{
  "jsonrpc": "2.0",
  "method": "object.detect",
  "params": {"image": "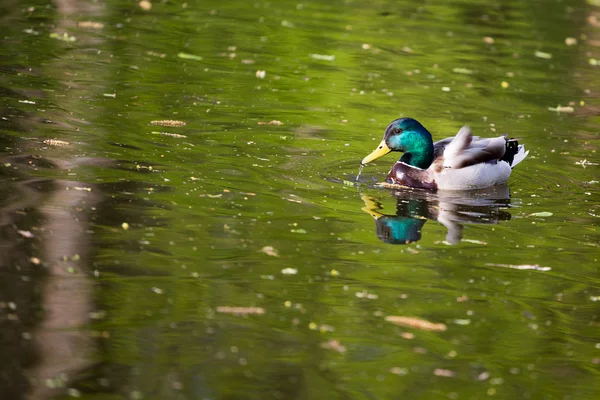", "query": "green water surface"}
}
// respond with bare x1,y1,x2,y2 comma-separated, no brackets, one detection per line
1,0,599,399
